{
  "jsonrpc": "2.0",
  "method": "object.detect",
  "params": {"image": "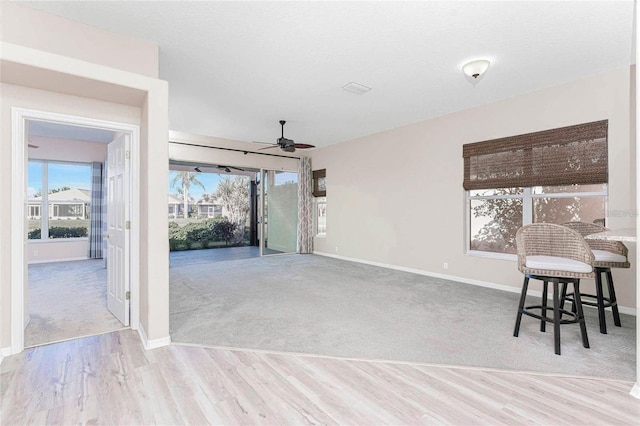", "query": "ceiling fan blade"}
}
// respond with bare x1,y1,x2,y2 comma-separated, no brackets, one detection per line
252,140,274,145
293,144,315,149
258,145,279,150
